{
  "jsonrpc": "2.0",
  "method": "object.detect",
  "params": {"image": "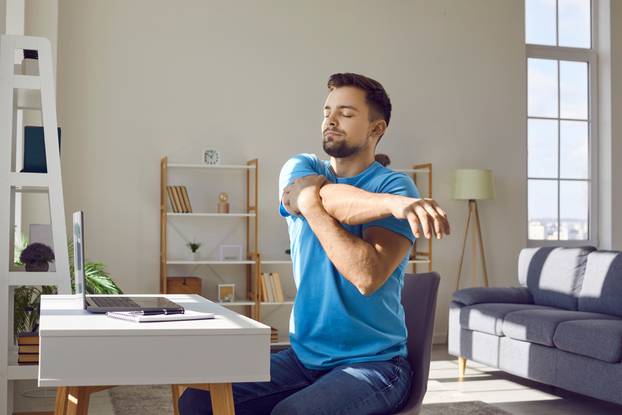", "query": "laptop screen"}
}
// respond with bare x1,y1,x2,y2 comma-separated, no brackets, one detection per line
72,211,87,309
